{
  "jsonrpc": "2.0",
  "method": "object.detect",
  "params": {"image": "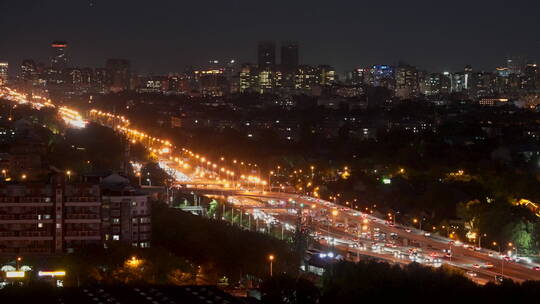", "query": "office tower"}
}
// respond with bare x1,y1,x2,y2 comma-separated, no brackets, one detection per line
106,59,131,92
350,68,368,86
451,72,468,93
50,41,68,71
281,41,299,68
506,56,525,75
21,59,37,84
370,65,395,90
0,62,8,85
280,42,298,90
257,41,276,68
48,41,68,86
422,72,451,96
317,65,336,86
470,72,495,98
239,64,259,93
295,65,318,92
521,63,538,91
395,64,419,99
